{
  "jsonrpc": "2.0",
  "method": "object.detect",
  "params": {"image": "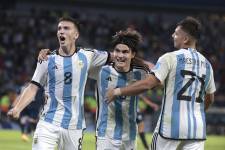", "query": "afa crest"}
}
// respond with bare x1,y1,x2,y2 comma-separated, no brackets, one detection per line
78,60,83,68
